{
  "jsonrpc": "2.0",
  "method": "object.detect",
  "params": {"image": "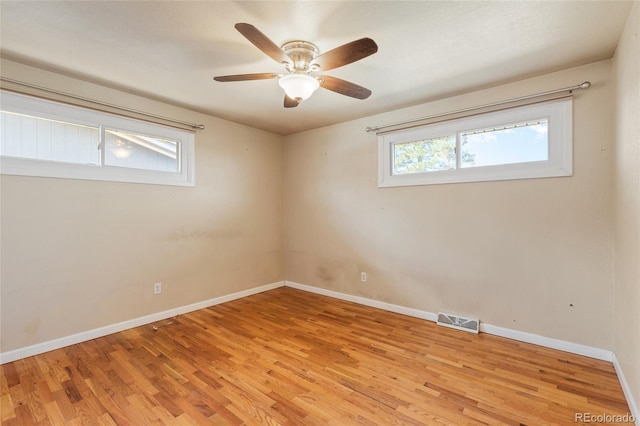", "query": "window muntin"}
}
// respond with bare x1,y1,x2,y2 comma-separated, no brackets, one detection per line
378,98,572,187
0,90,195,186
